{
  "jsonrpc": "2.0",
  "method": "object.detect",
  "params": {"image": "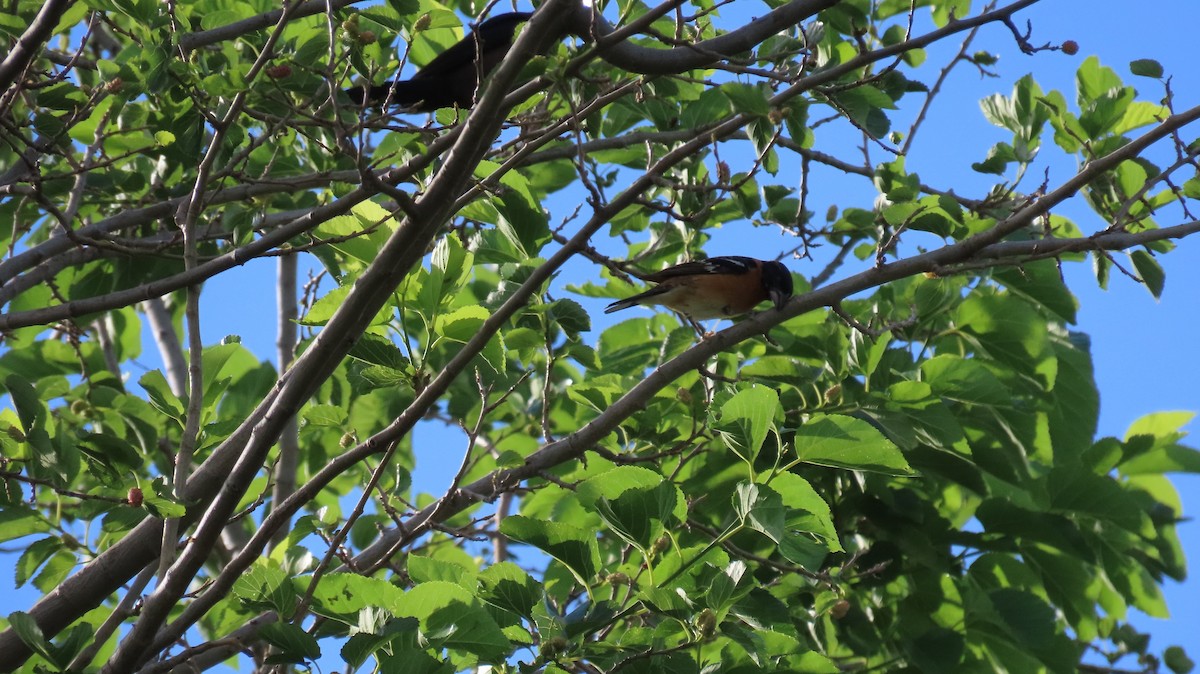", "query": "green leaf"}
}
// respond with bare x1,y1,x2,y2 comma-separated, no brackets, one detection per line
582,474,682,551
908,627,965,672
142,477,187,519
138,370,184,421
956,292,1053,384
313,213,388,271
1121,443,1200,474
32,550,75,593
259,622,321,662
715,386,781,464
973,141,1018,174
77,432,143,480
979,74,1048,149
989,588,1056,650
849,329,892,380
697,560,750,612
682,87,732,129
199,6,257,30
200,343,248,391
4,374,44,434
233,560,297,617
500,516,599,587
393,582,510,661
565,377,623,413
340,615,417,668
1130,249,1165,298
994,260,1078,324
15,537,61,587
7,611,60,667
478,331,506,373
976,499,1092,560
639,586,696,621
495,192,549,258
301,404,348,428
1047,468,1150,535
417,258,450,319
302,285,391,326
826,85,895,138
377,648,452,674
306,574,404,622
434,305,490,342
595,484,679,551
1047,335,1099,461
576,466,685,523
1125,411,1195,441
1164,646,1195,674
765,472,842,551
37,82,89,111
430,234,473,298
355,365,411,390
1023,547,1101,639
722,82,772,117
793,414,913,475
546,299,590,337
407,555,476,587
478,562,541,618
1114,101,1171,135
1130,58,1164,78
734,482,785,544
0,508,51,543
1077,57,1135,137
881,199,957,237
920,355,1010,405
